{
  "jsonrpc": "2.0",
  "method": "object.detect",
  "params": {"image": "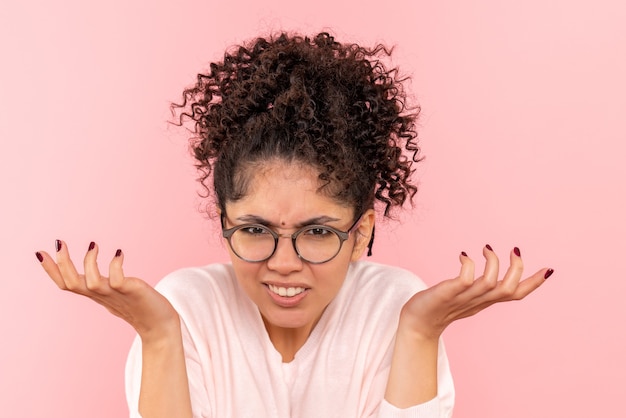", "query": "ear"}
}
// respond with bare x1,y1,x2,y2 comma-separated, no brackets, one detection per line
351,209,376,261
